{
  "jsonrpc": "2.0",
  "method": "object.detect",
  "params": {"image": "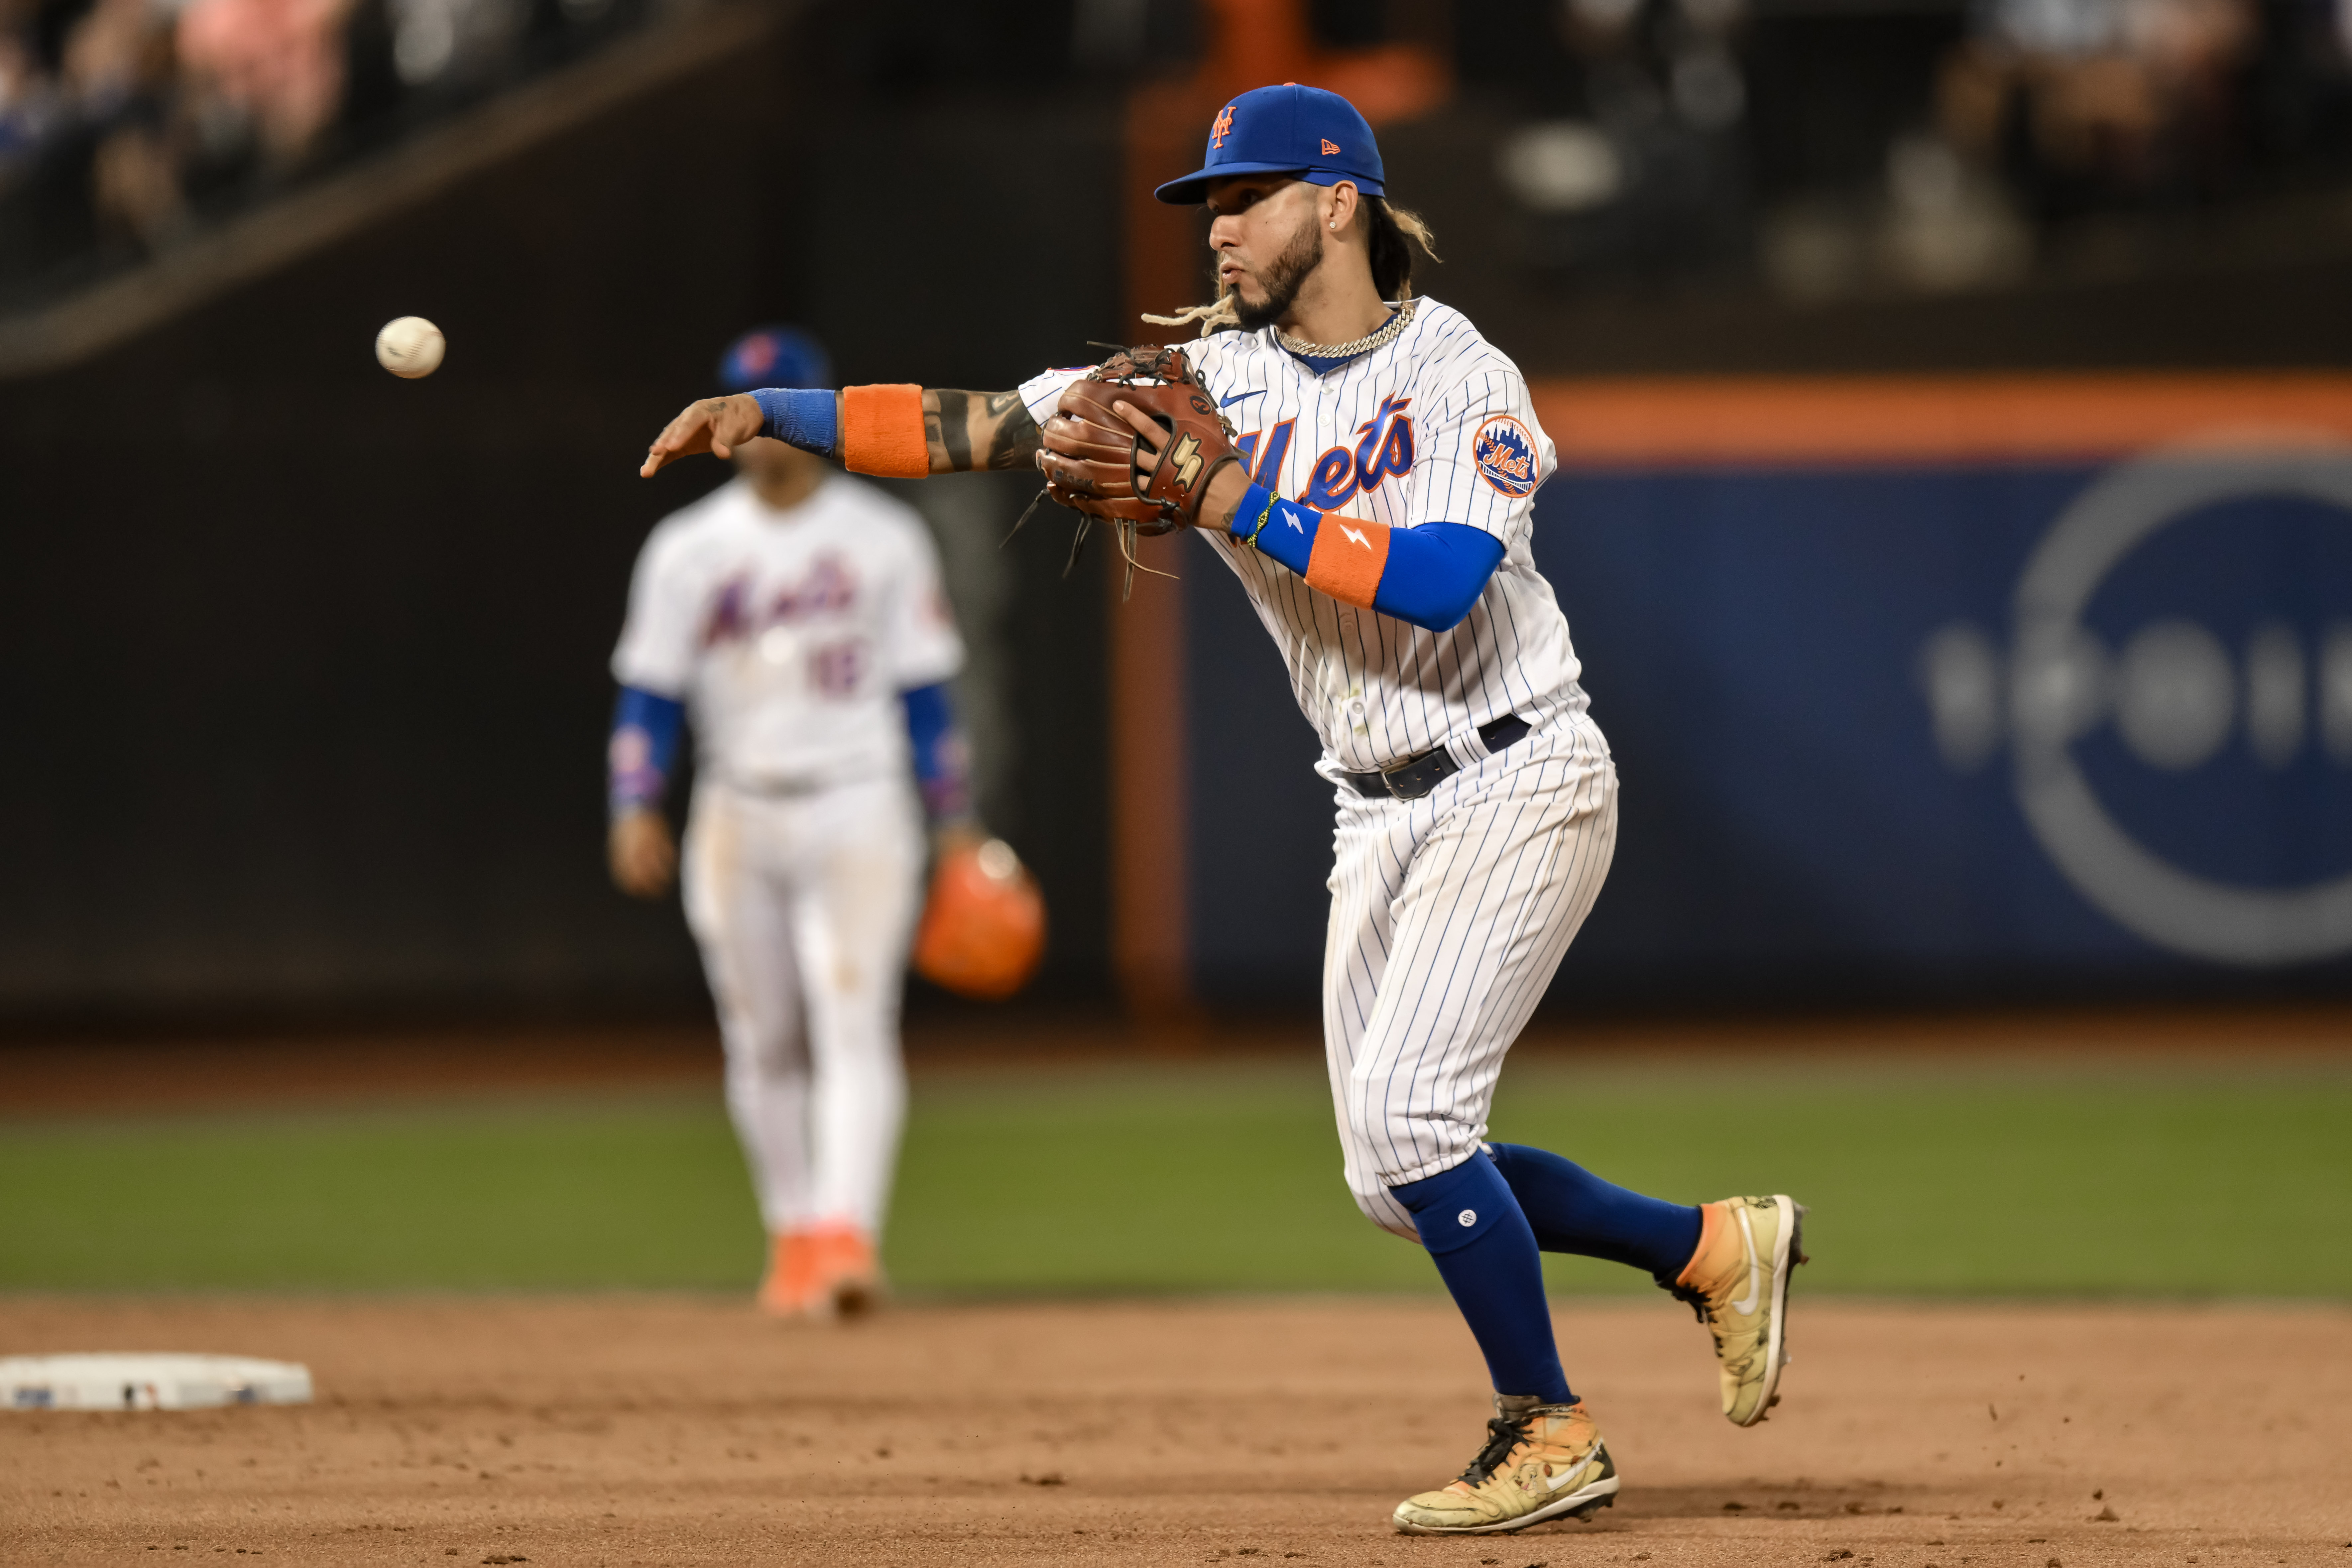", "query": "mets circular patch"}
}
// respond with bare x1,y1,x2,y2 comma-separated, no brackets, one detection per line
1472,415,1539,497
